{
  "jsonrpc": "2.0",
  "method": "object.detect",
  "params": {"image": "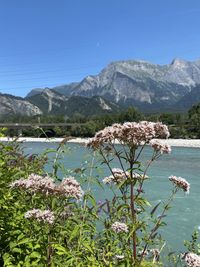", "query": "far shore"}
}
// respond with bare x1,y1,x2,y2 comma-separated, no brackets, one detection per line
0,136,200,148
